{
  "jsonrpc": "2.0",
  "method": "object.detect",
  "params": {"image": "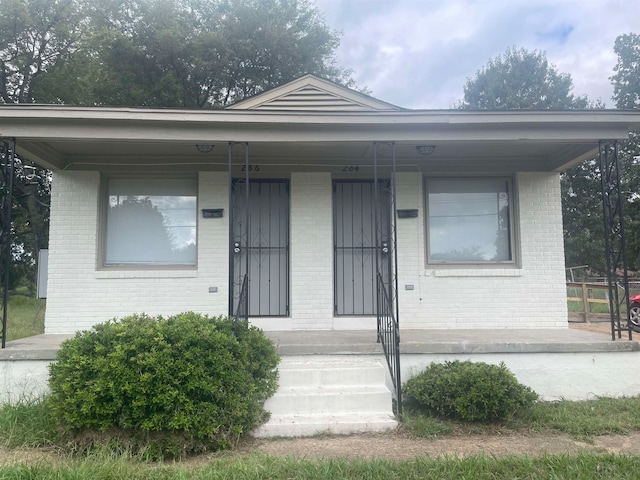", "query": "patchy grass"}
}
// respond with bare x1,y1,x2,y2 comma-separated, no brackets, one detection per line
4,395,640,459
0,397,58,449
2,397,640,477
1,452,640,479
404,396,640,440
0,295,45,341
516,396,640,438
